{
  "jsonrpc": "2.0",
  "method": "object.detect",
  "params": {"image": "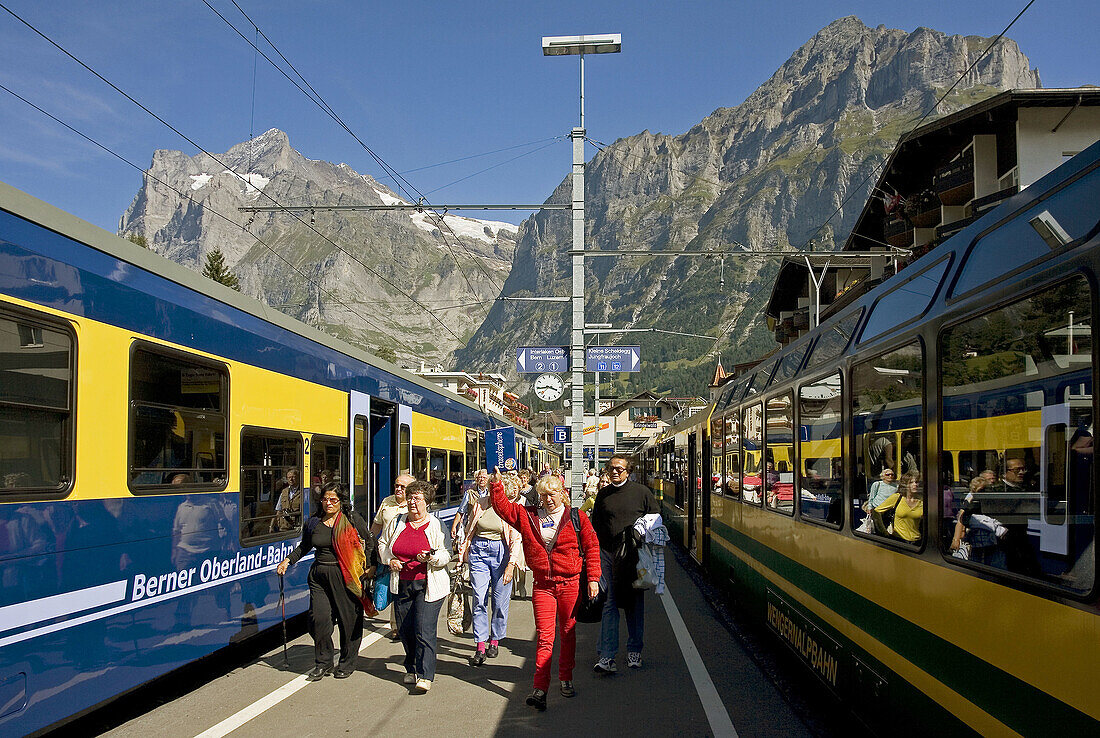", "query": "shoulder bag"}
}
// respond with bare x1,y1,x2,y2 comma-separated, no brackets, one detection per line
570,508,607,623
